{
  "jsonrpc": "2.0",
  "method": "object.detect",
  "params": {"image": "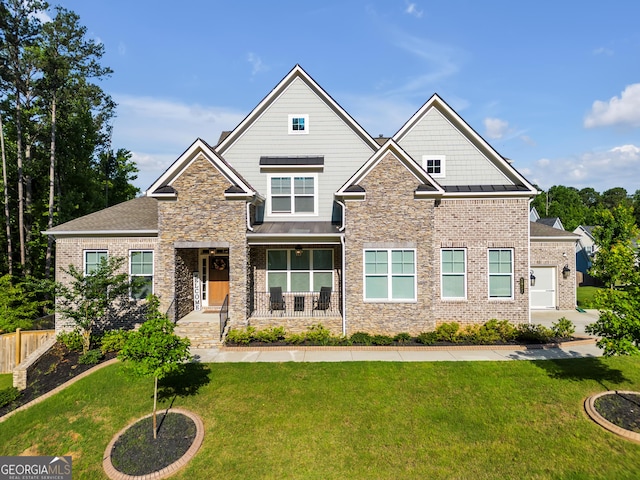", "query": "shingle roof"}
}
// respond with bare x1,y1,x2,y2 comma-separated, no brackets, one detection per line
530,221,578,239
537,217,561,227
44,196,158,235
